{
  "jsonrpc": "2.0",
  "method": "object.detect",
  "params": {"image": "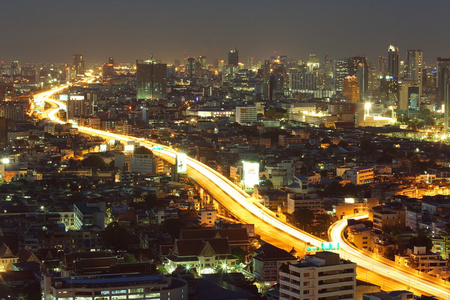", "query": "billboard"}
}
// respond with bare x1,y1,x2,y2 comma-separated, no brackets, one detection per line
124,145,135,152
100,144,107,152
69,95,85,101
176,153,187,174
243,162,259,188
321,242,340,251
